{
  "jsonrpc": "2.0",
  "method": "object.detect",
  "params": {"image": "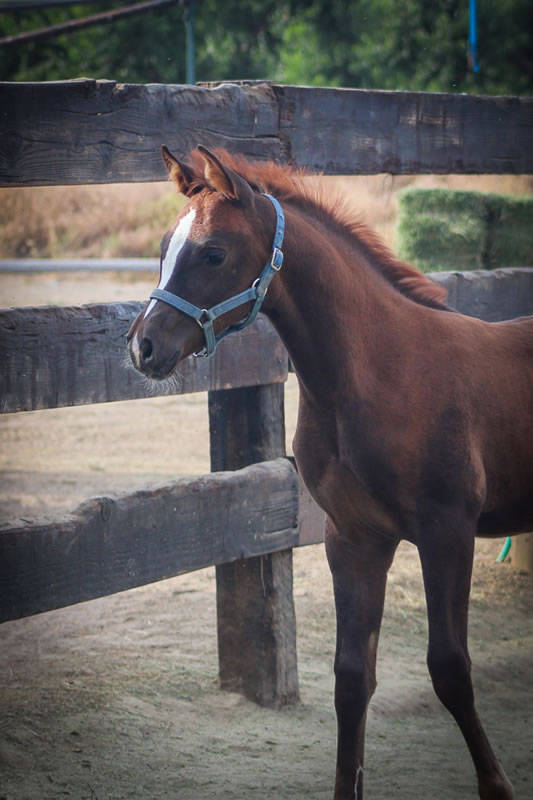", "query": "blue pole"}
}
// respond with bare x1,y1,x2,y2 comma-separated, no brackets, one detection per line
468,0,480,73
